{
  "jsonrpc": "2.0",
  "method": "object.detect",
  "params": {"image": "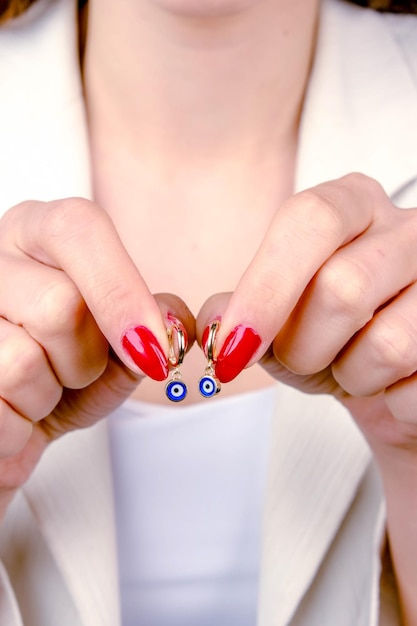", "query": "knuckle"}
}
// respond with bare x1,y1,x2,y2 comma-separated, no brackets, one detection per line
315,257,372,318
0,201,42,245
0,333,45,392
338,172,387,203
34,279,87,338
400,207,417,243
288,188,346,239
341,171,379,190
369,315,417,375
42,198,103,242
0,401,33,459
384,379,417,429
